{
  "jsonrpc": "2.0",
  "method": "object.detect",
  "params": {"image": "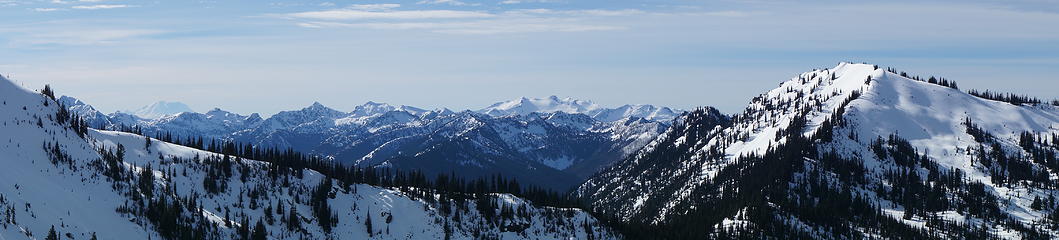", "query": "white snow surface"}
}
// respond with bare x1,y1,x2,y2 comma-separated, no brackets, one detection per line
127,101,195,119
0,74,617,240
480,95,683,123
579,62,1059,238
